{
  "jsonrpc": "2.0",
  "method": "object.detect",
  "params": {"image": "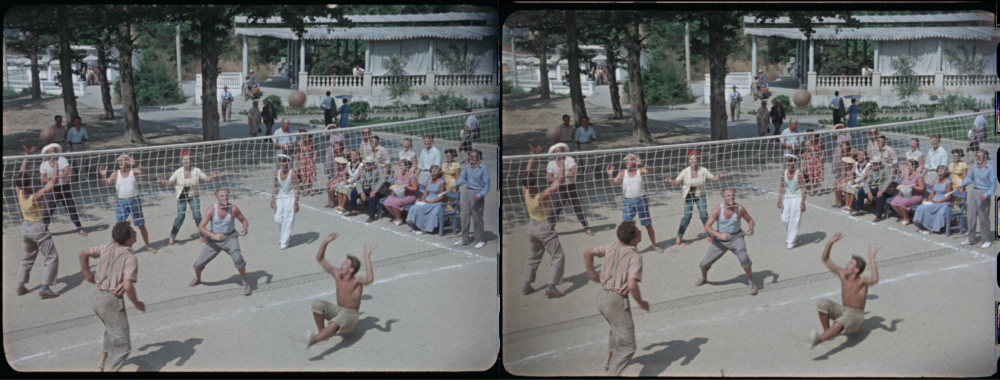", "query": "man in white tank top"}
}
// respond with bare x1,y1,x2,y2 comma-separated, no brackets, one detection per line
271,155,300,249
777,155,806,249
99,155,155,253
605,154,662,252
698,188,759,295
193,188,252,295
